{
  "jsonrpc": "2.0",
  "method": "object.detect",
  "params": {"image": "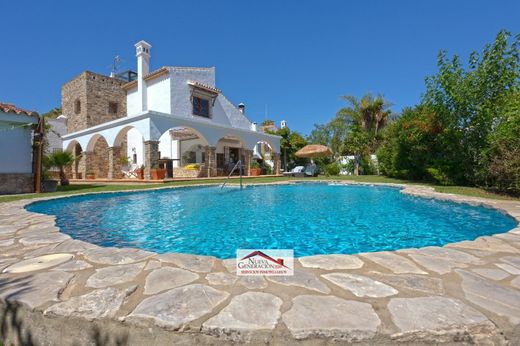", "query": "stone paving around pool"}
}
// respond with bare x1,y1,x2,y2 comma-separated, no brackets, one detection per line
1,183,520,345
